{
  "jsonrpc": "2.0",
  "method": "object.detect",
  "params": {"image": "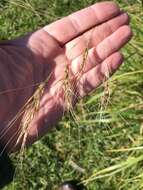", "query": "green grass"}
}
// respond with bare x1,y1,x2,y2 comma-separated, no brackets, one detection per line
0,0,143,189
